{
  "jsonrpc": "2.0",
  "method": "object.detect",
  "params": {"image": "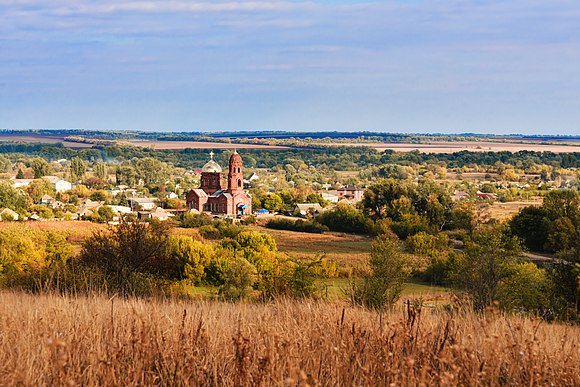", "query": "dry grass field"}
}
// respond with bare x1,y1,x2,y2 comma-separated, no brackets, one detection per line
0,291,577,386
484,200,543,222
322,141,580,153
252,226,372,268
